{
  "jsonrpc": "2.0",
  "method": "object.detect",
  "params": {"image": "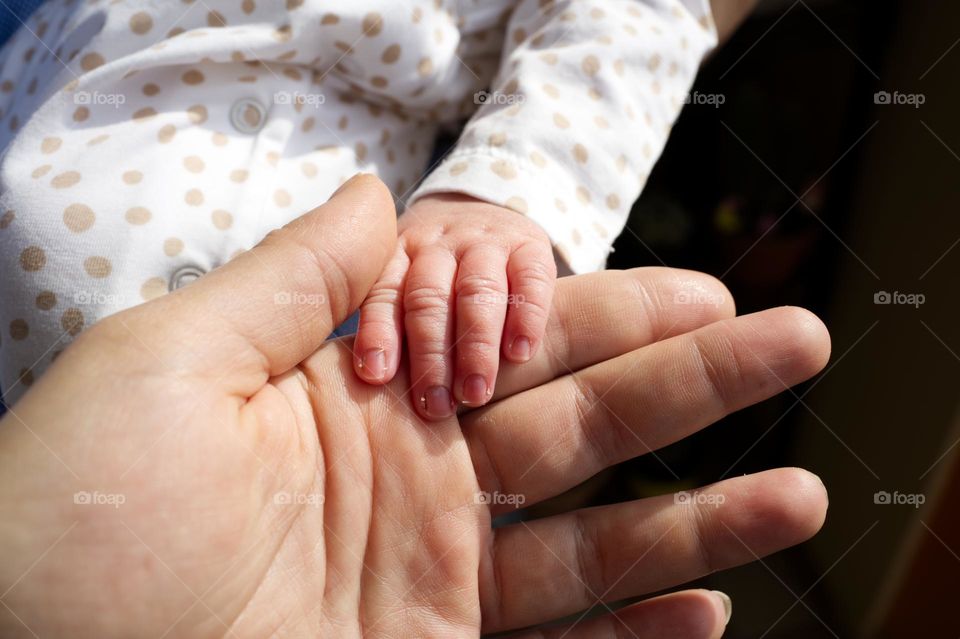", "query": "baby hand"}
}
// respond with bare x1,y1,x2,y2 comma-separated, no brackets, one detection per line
352,193,557,420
